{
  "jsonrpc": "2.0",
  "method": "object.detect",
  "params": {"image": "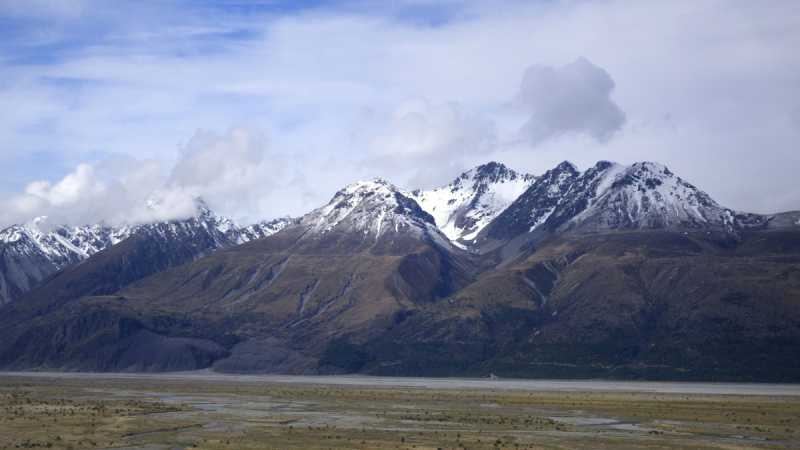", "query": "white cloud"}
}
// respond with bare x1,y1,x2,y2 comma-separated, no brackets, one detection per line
167,124,285,218
24,164,105,206
0,125,286,229
366,98,496,188
170,126,267,192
